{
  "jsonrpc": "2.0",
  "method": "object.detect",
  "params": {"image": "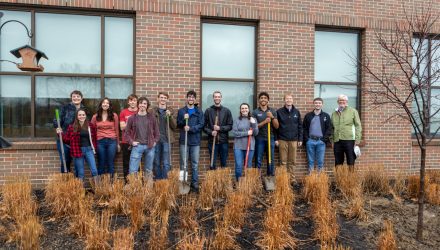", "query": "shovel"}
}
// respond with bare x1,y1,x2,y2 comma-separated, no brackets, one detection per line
209,115,218,170
55,109,68,173
264,122,275,191
179,117,191,195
